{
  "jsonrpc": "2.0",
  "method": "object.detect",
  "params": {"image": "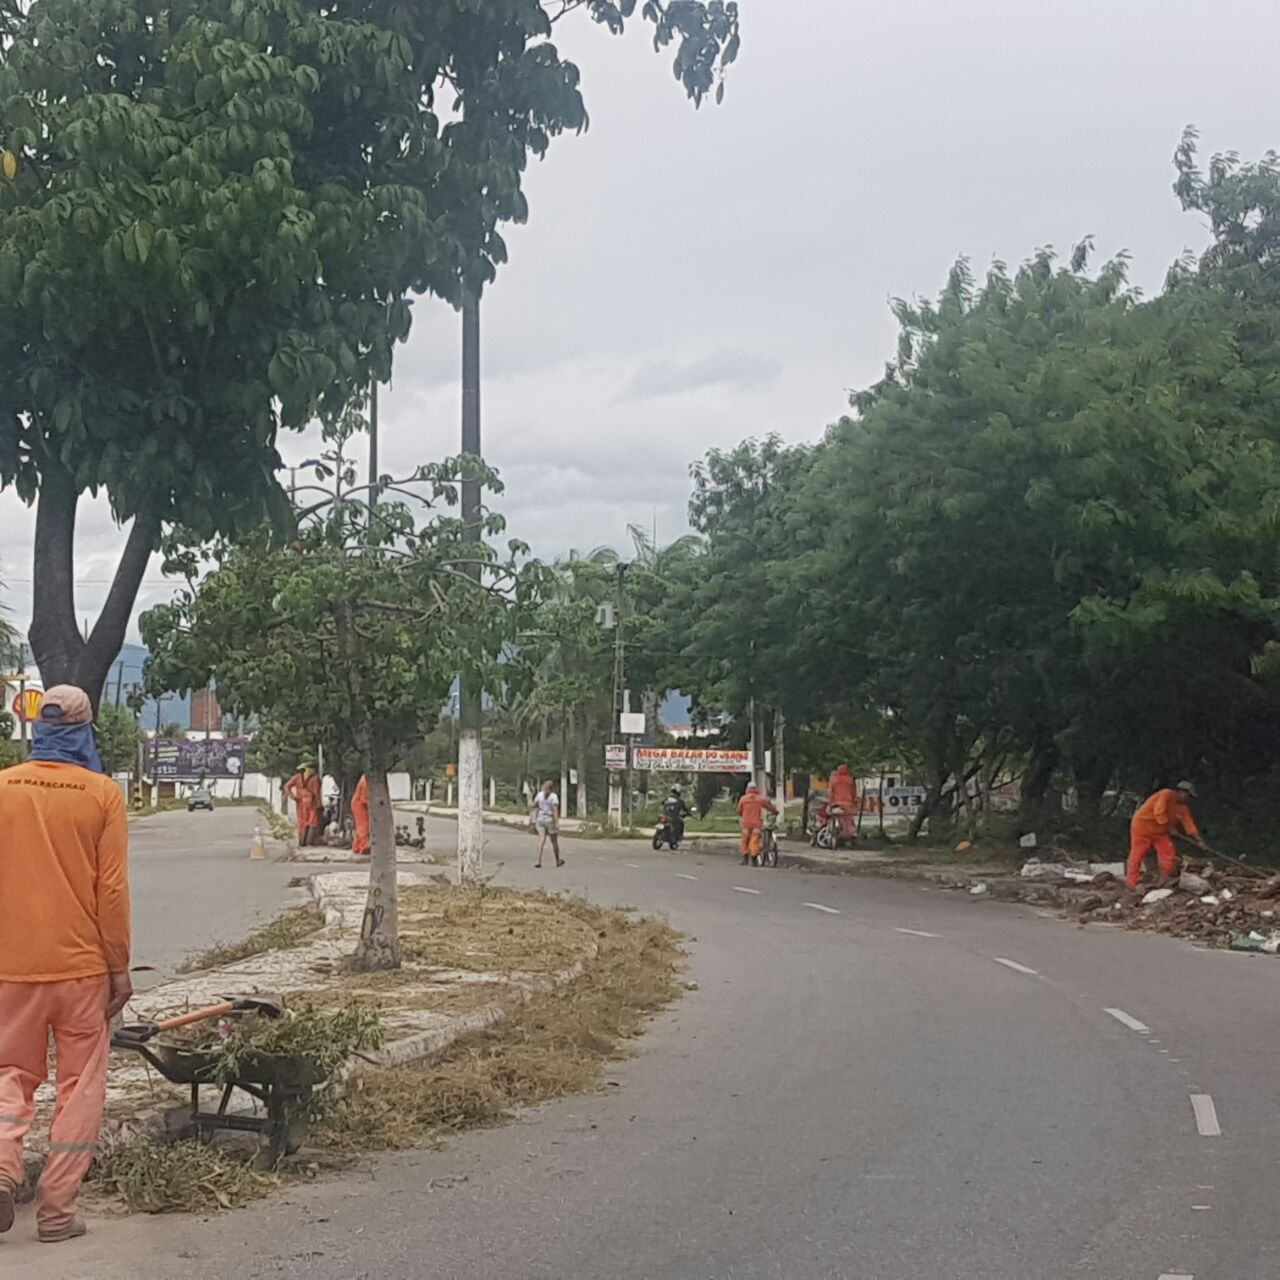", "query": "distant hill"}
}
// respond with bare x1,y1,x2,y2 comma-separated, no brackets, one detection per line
107,643,191,727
